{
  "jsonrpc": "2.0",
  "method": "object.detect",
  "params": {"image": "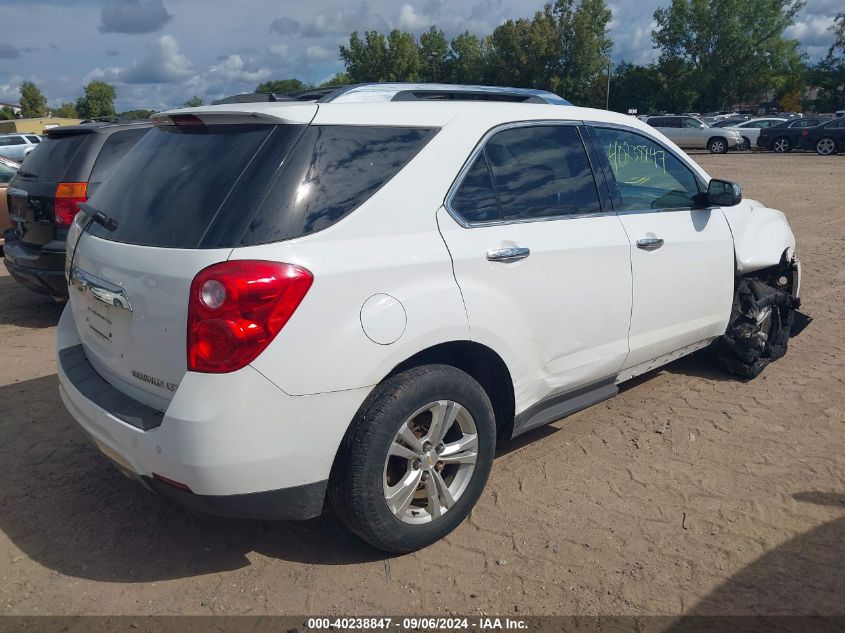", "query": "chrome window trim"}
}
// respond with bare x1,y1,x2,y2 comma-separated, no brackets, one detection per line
443,119,607,229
